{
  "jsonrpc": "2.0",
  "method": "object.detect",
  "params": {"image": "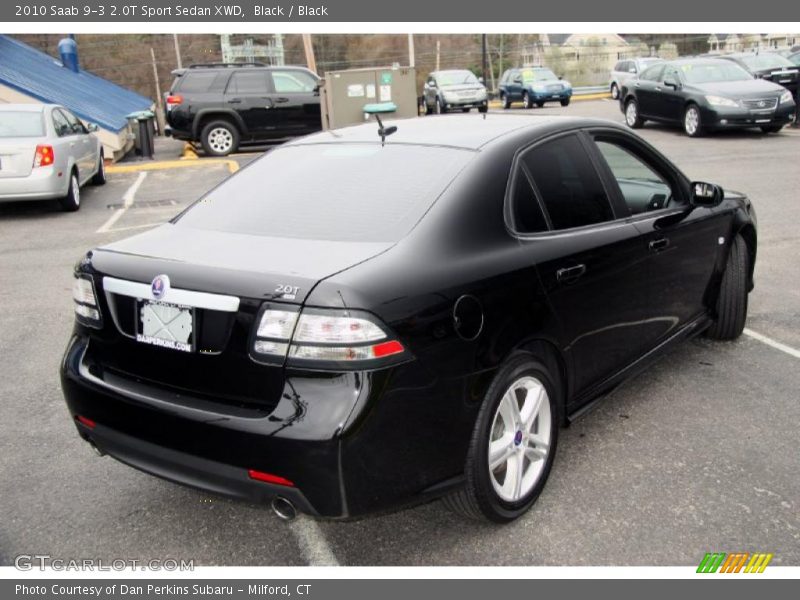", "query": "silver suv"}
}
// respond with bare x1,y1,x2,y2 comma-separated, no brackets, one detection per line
609,57,663,100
